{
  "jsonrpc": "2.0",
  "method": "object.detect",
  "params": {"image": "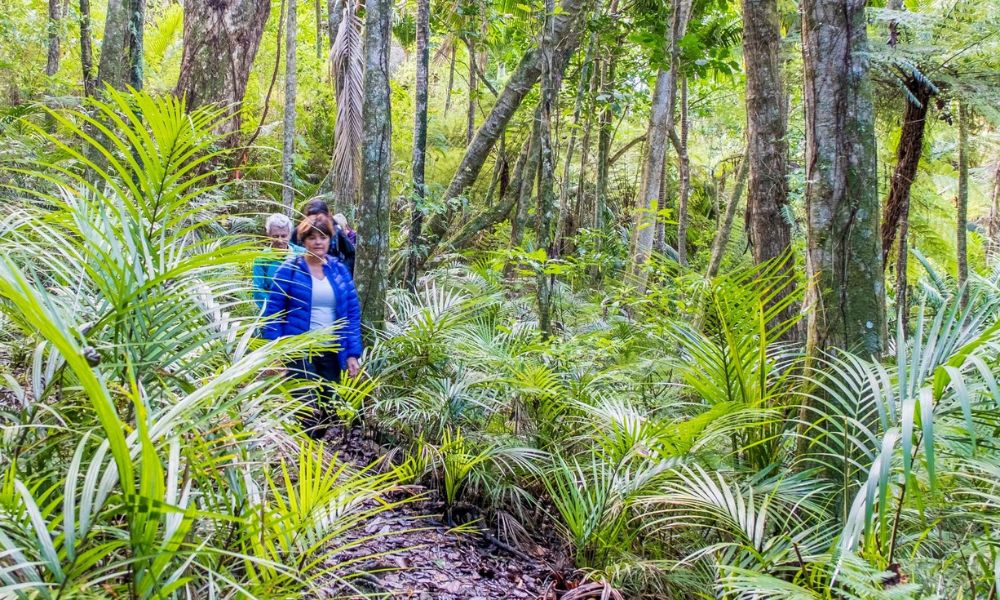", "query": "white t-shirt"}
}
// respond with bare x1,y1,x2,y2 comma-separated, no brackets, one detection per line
309,274,335,330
